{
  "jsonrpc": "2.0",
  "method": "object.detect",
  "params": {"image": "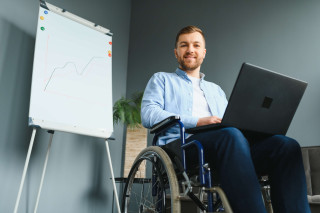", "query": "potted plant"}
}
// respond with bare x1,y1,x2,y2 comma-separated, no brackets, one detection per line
113,91,147,177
